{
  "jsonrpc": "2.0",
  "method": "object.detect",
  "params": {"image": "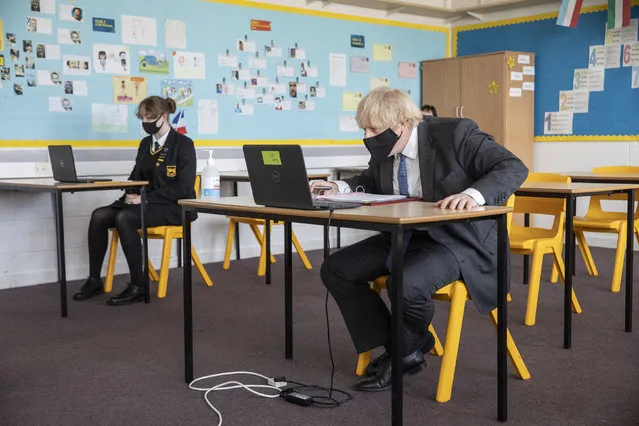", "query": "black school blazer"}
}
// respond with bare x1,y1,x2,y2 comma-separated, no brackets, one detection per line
125,128,197,224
